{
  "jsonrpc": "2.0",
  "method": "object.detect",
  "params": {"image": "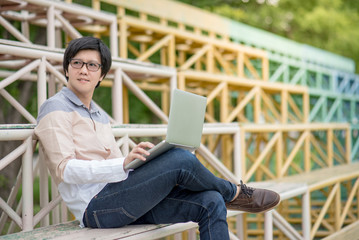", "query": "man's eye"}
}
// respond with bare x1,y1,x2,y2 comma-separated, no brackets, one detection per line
88,63,97,67
73,61,82,65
